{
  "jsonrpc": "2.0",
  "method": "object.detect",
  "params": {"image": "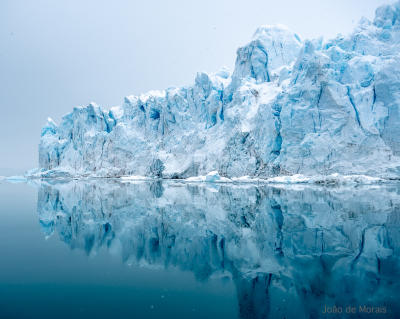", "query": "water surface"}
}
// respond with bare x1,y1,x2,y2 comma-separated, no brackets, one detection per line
0,179,399,318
